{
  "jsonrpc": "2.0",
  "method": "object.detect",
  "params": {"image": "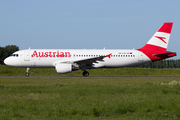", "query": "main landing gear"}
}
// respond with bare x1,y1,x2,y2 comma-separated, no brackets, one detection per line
26,67,30,77
82,71,89,77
